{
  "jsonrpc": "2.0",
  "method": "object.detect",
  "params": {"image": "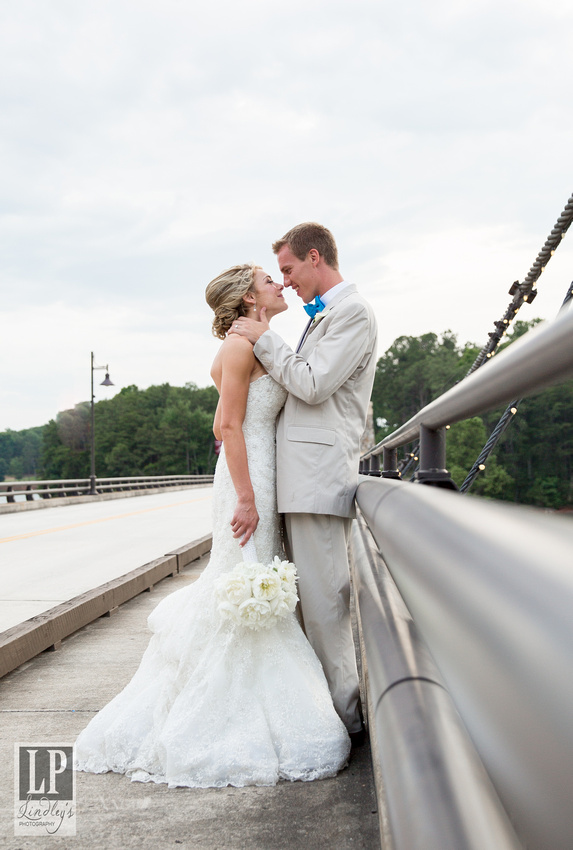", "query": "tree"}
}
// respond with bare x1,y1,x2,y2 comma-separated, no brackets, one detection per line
0,426,44,480
37,382,220,479
39,417,89,479
9,323,570,510
371,331,479,440
57,403,90,451
447,417,514,498
371,325,571,508
489,382,573,506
